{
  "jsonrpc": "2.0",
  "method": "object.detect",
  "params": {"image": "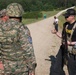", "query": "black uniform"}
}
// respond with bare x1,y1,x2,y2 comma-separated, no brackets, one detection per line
51,21,76,75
